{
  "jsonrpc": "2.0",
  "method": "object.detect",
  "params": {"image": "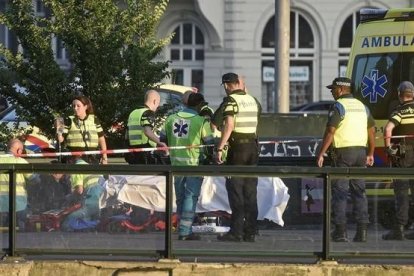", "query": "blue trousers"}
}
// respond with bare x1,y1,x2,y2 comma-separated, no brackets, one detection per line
62,184,103,231
331,147,369,225
174,176,202,236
